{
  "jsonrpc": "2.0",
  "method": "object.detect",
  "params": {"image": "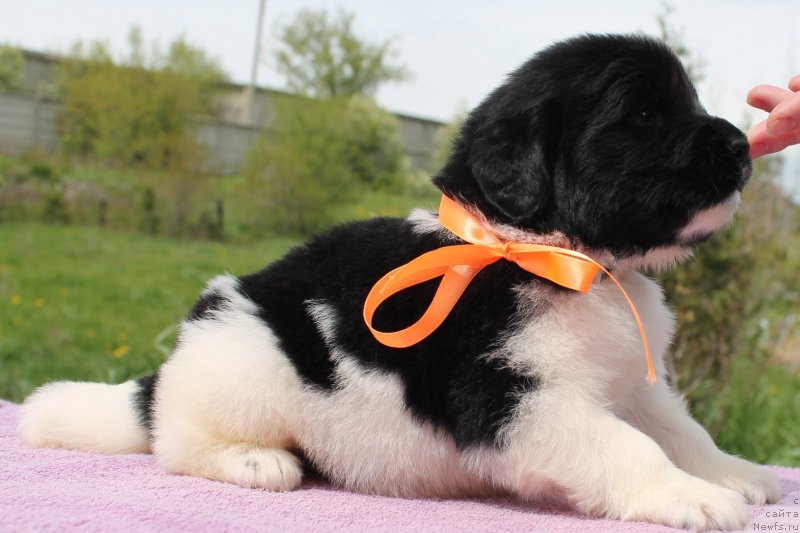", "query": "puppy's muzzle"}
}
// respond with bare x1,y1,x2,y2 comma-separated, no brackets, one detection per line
701,117,753,189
